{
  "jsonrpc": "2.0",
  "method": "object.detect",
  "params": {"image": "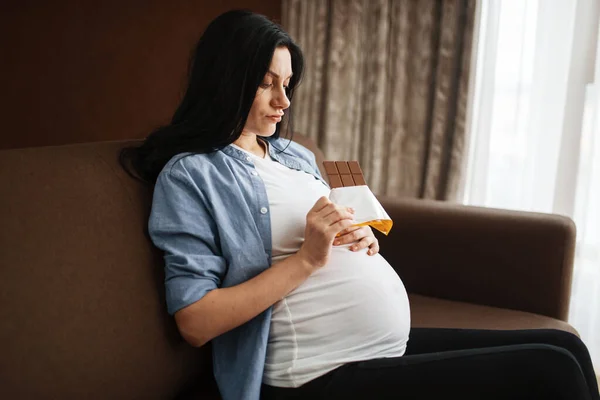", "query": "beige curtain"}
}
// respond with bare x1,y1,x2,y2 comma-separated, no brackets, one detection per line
282,0,475,200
